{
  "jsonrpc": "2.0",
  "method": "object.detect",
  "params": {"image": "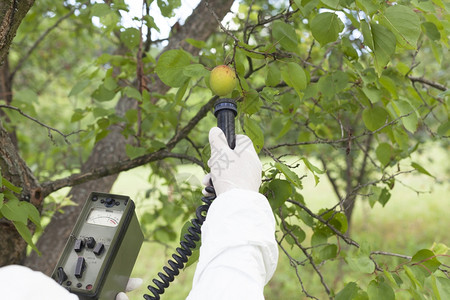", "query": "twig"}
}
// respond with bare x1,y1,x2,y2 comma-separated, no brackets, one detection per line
280,209,332,298
268,111,414,150
0,104,83,144
286,198,360,248
371,251,412,260
277,240,319,299
408,76,447,91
